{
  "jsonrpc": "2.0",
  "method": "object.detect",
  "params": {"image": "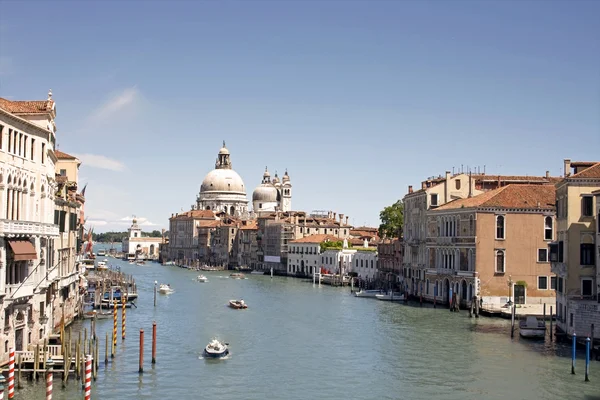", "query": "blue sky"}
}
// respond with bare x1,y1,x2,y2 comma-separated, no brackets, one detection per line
1,0,599,232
